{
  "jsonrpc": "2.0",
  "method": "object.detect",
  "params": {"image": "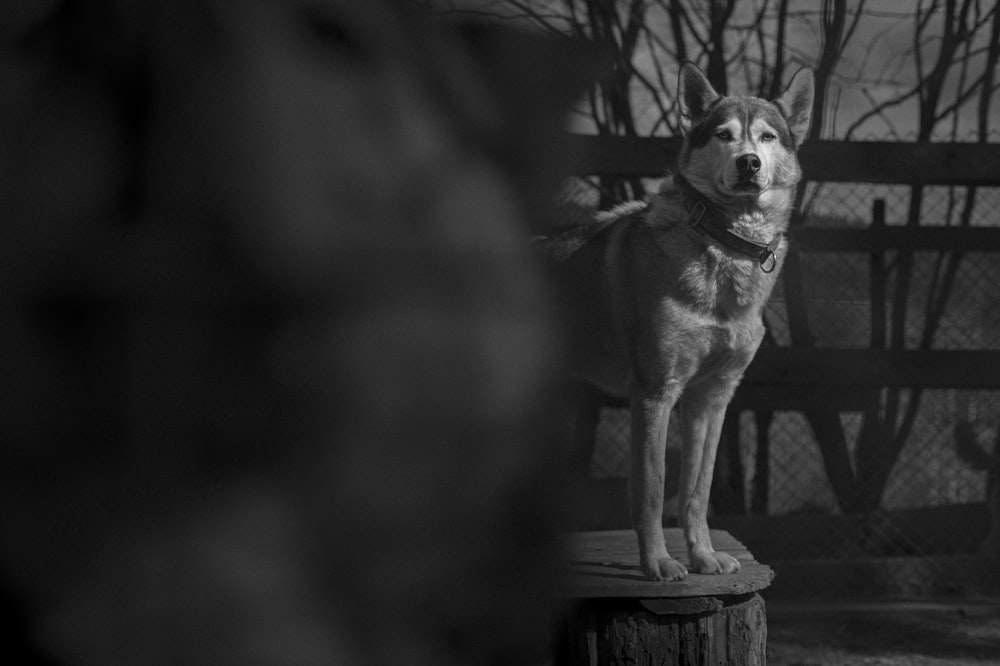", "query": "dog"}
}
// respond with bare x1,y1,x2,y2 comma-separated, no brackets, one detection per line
543,61,813,581
954,421,1000,555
